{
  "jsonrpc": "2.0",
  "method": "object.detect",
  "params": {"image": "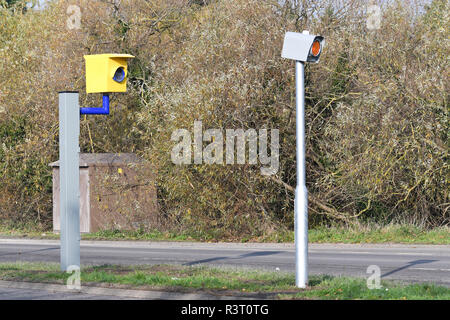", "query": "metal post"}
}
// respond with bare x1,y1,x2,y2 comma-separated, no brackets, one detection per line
295,61,308,288
58,91,80,271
